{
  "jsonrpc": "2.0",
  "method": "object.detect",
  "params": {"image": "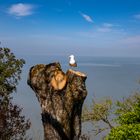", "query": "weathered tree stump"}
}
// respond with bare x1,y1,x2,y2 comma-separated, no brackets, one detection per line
27,62,87,140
